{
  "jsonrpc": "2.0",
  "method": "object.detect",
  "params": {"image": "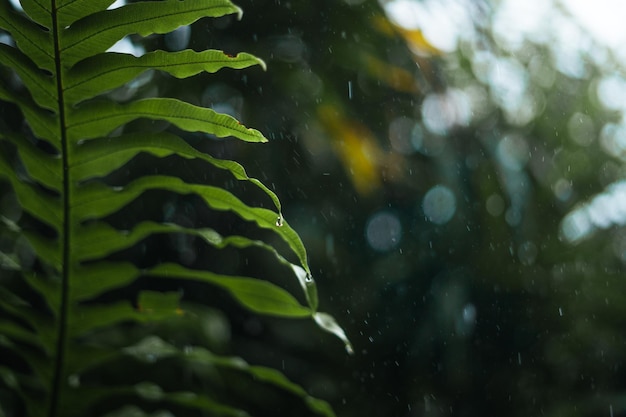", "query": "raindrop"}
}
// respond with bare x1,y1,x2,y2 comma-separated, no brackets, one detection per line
305,273,313,283
348,81,353,99
558,307,563,316
275,214,284,227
